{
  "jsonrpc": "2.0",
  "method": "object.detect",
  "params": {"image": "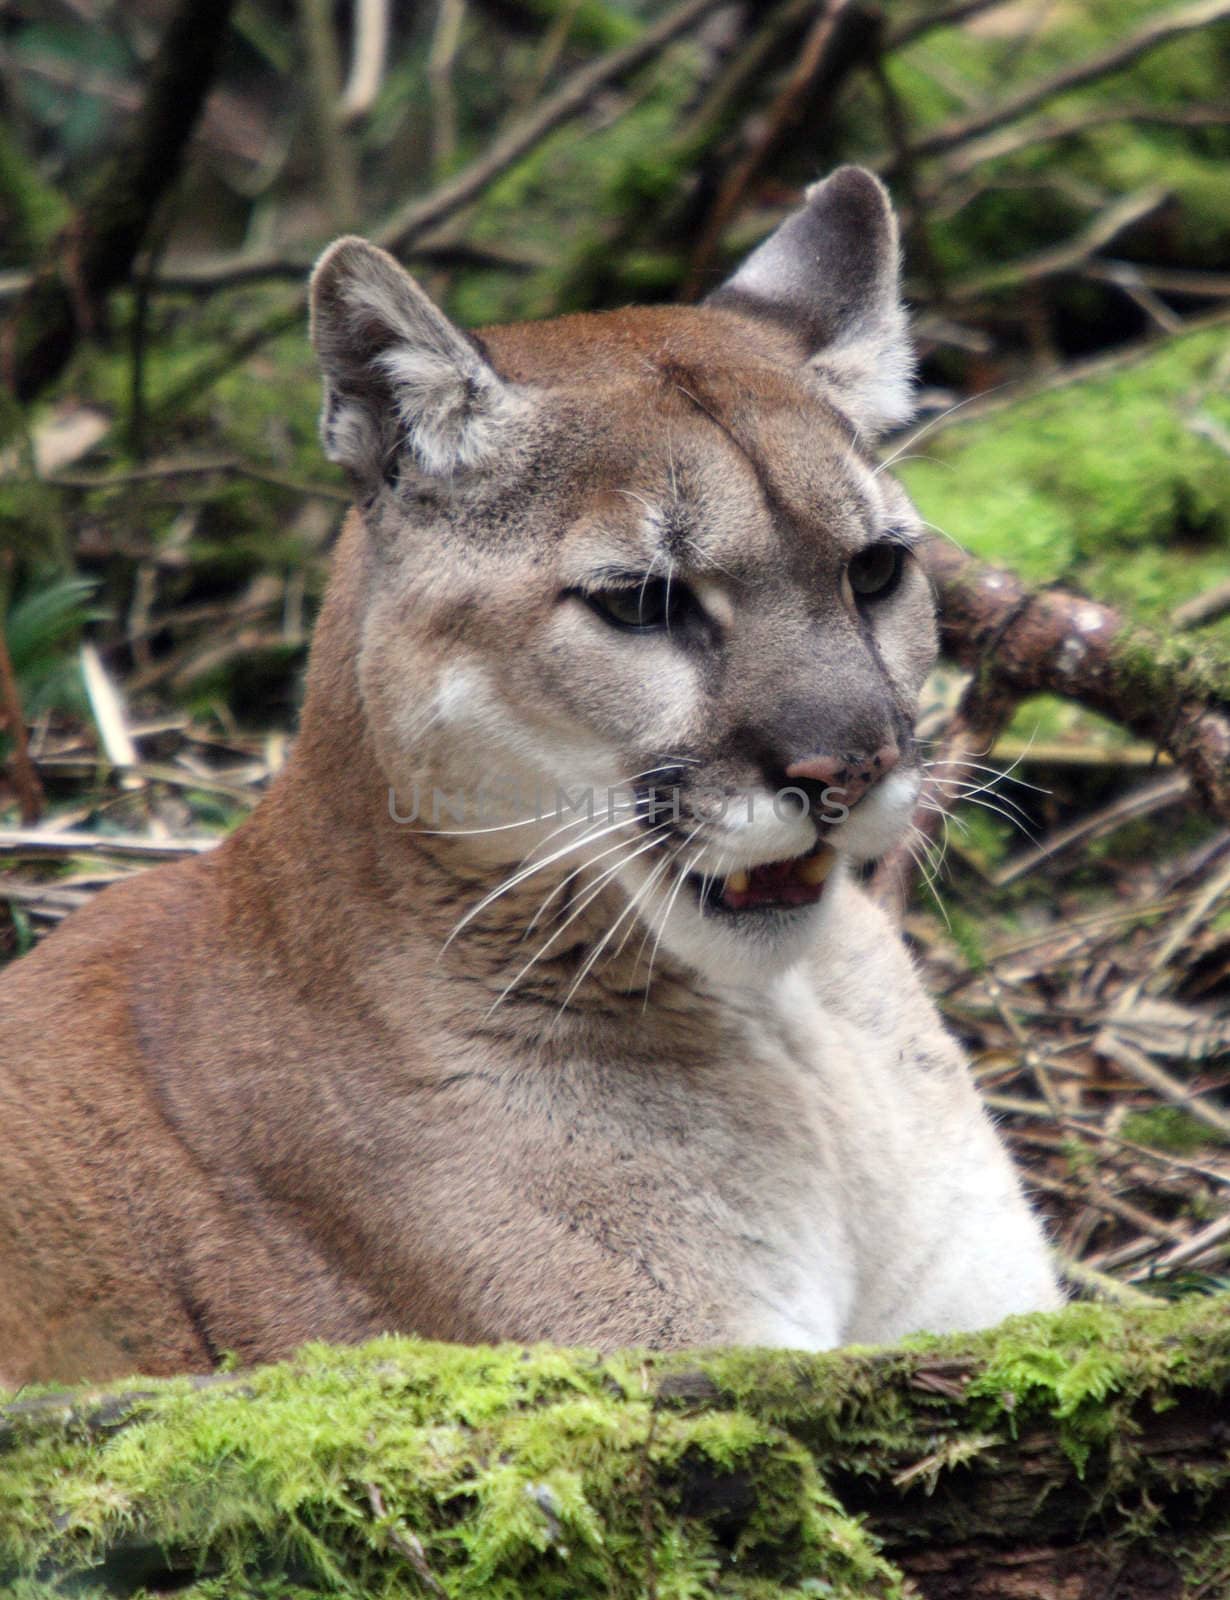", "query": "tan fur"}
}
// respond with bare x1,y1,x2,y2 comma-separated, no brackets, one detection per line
0,170,1060,1384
